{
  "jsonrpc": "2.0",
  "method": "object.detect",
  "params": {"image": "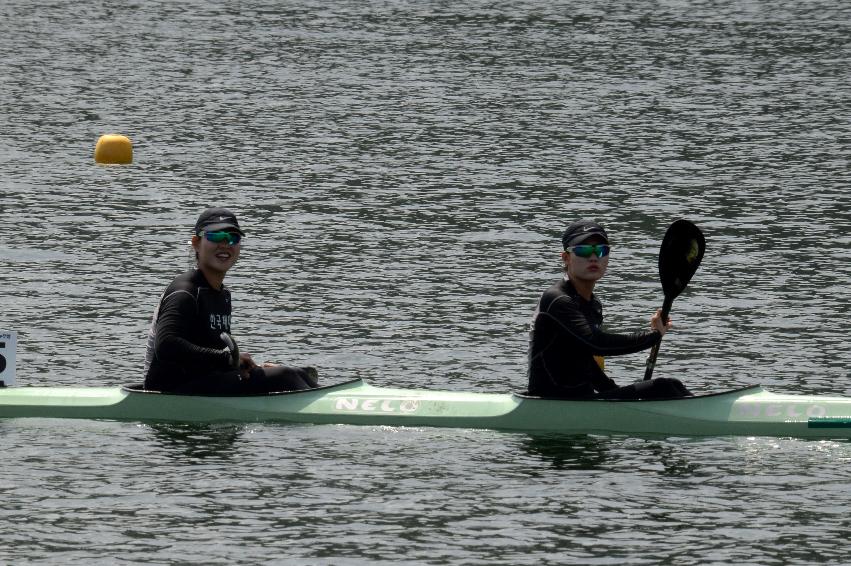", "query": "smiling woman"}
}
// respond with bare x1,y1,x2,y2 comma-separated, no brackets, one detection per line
142,208,319,395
